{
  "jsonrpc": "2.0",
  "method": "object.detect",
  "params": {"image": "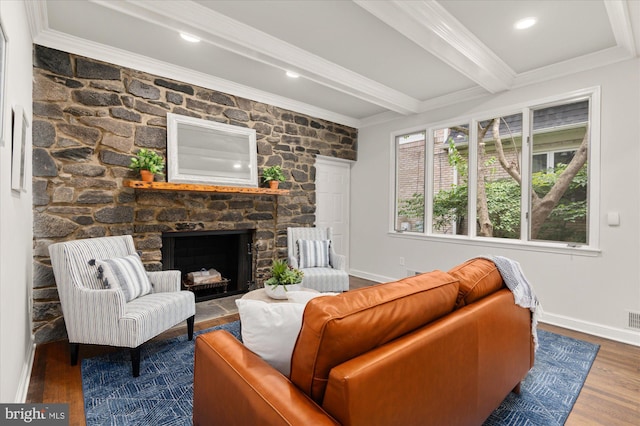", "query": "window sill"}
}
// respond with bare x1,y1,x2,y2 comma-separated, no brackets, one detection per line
388,231,601,257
